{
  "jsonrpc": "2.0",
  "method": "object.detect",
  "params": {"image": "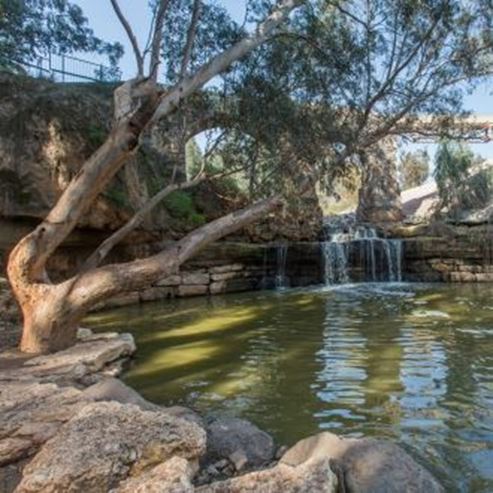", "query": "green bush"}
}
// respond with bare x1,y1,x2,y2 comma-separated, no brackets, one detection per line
163,191,195,219
164,190,206,227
